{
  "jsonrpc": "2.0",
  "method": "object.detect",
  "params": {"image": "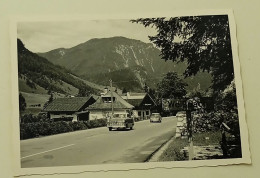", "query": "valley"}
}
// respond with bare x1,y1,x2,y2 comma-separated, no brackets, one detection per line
18,36,212,115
